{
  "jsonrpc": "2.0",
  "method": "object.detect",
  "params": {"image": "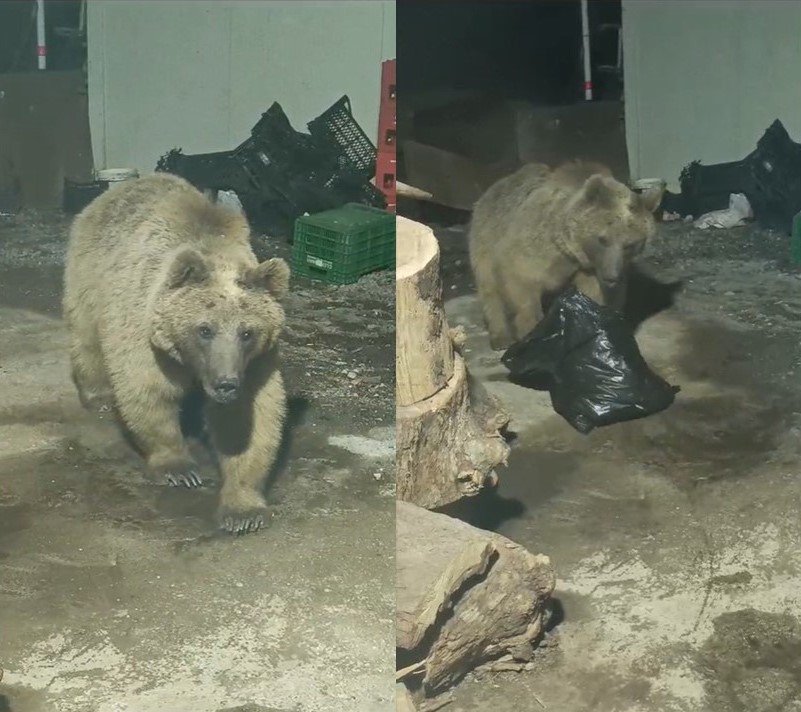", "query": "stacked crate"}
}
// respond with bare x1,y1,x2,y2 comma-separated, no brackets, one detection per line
292,203,395,285
376,58,396,213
